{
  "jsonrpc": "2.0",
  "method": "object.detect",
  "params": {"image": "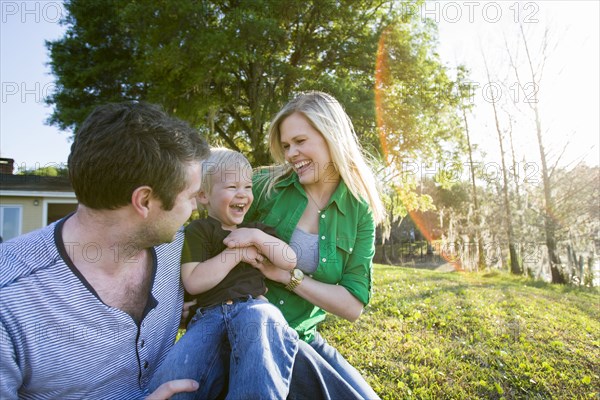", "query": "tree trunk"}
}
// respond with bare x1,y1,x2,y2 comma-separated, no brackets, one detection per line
519,25,565,283
462,107,486,271
482,55,522,275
